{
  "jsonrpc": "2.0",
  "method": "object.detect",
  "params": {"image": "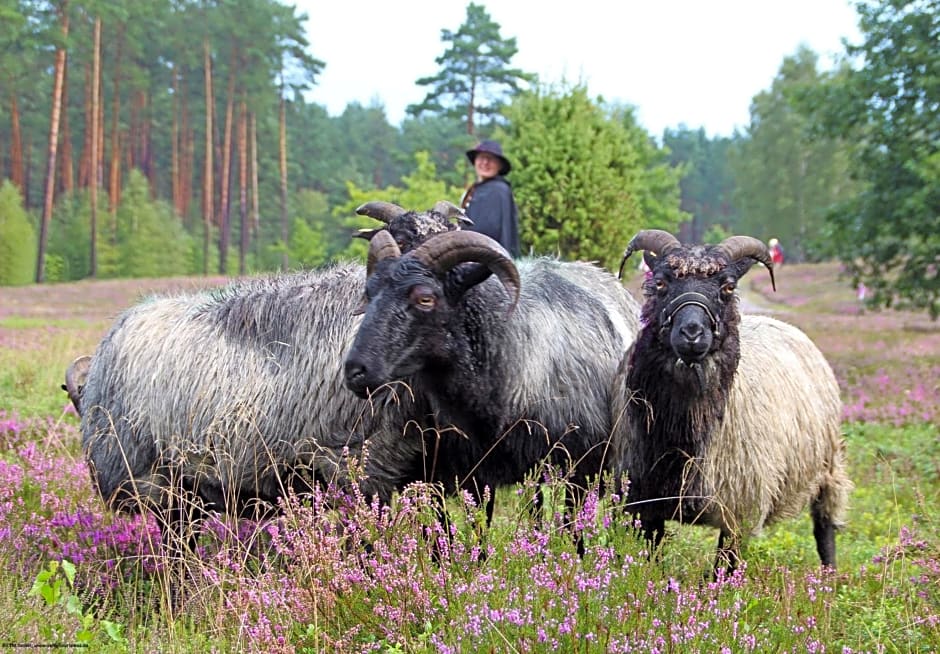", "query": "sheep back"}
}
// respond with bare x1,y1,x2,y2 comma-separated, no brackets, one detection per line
81,263,374,513
614,314,850,538
708,315,850,535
